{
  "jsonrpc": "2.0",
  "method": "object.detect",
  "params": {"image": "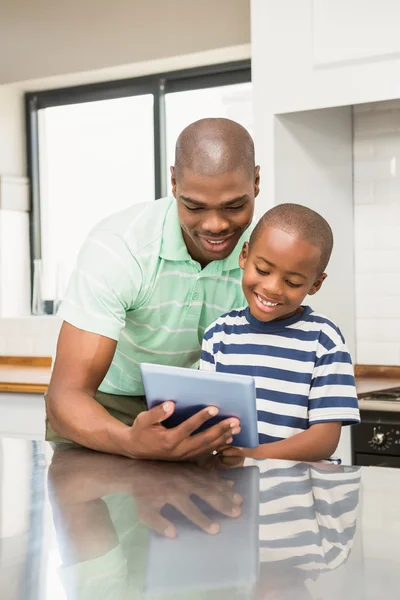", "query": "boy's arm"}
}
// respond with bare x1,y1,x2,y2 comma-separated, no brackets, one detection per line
222,422,342,461
199,327,216,371
224,340,360,463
